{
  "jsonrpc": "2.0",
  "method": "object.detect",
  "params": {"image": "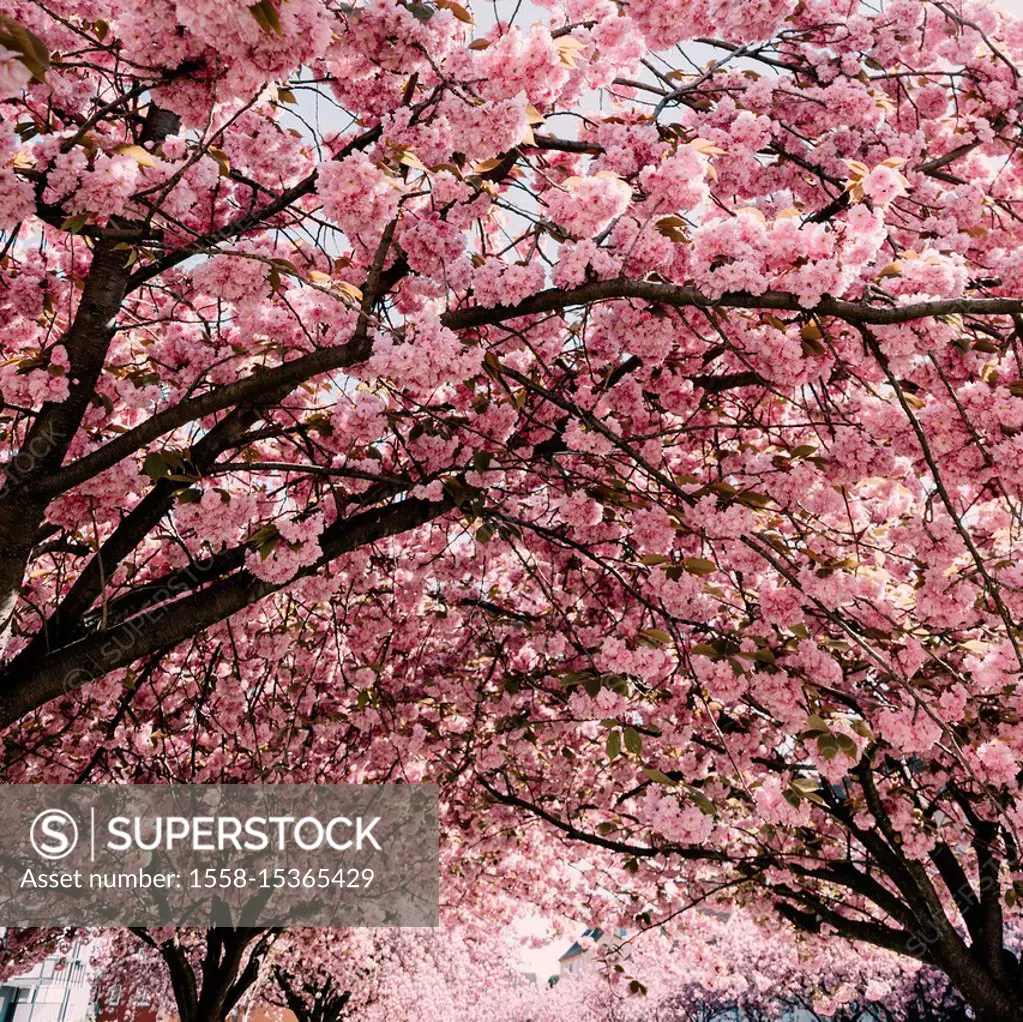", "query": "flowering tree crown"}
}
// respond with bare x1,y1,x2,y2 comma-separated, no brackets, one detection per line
3,0,1023,1017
